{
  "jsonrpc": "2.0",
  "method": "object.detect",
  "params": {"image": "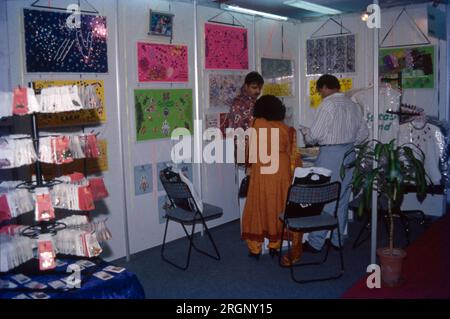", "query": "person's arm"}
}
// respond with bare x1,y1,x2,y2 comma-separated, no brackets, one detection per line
304,106,332,145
